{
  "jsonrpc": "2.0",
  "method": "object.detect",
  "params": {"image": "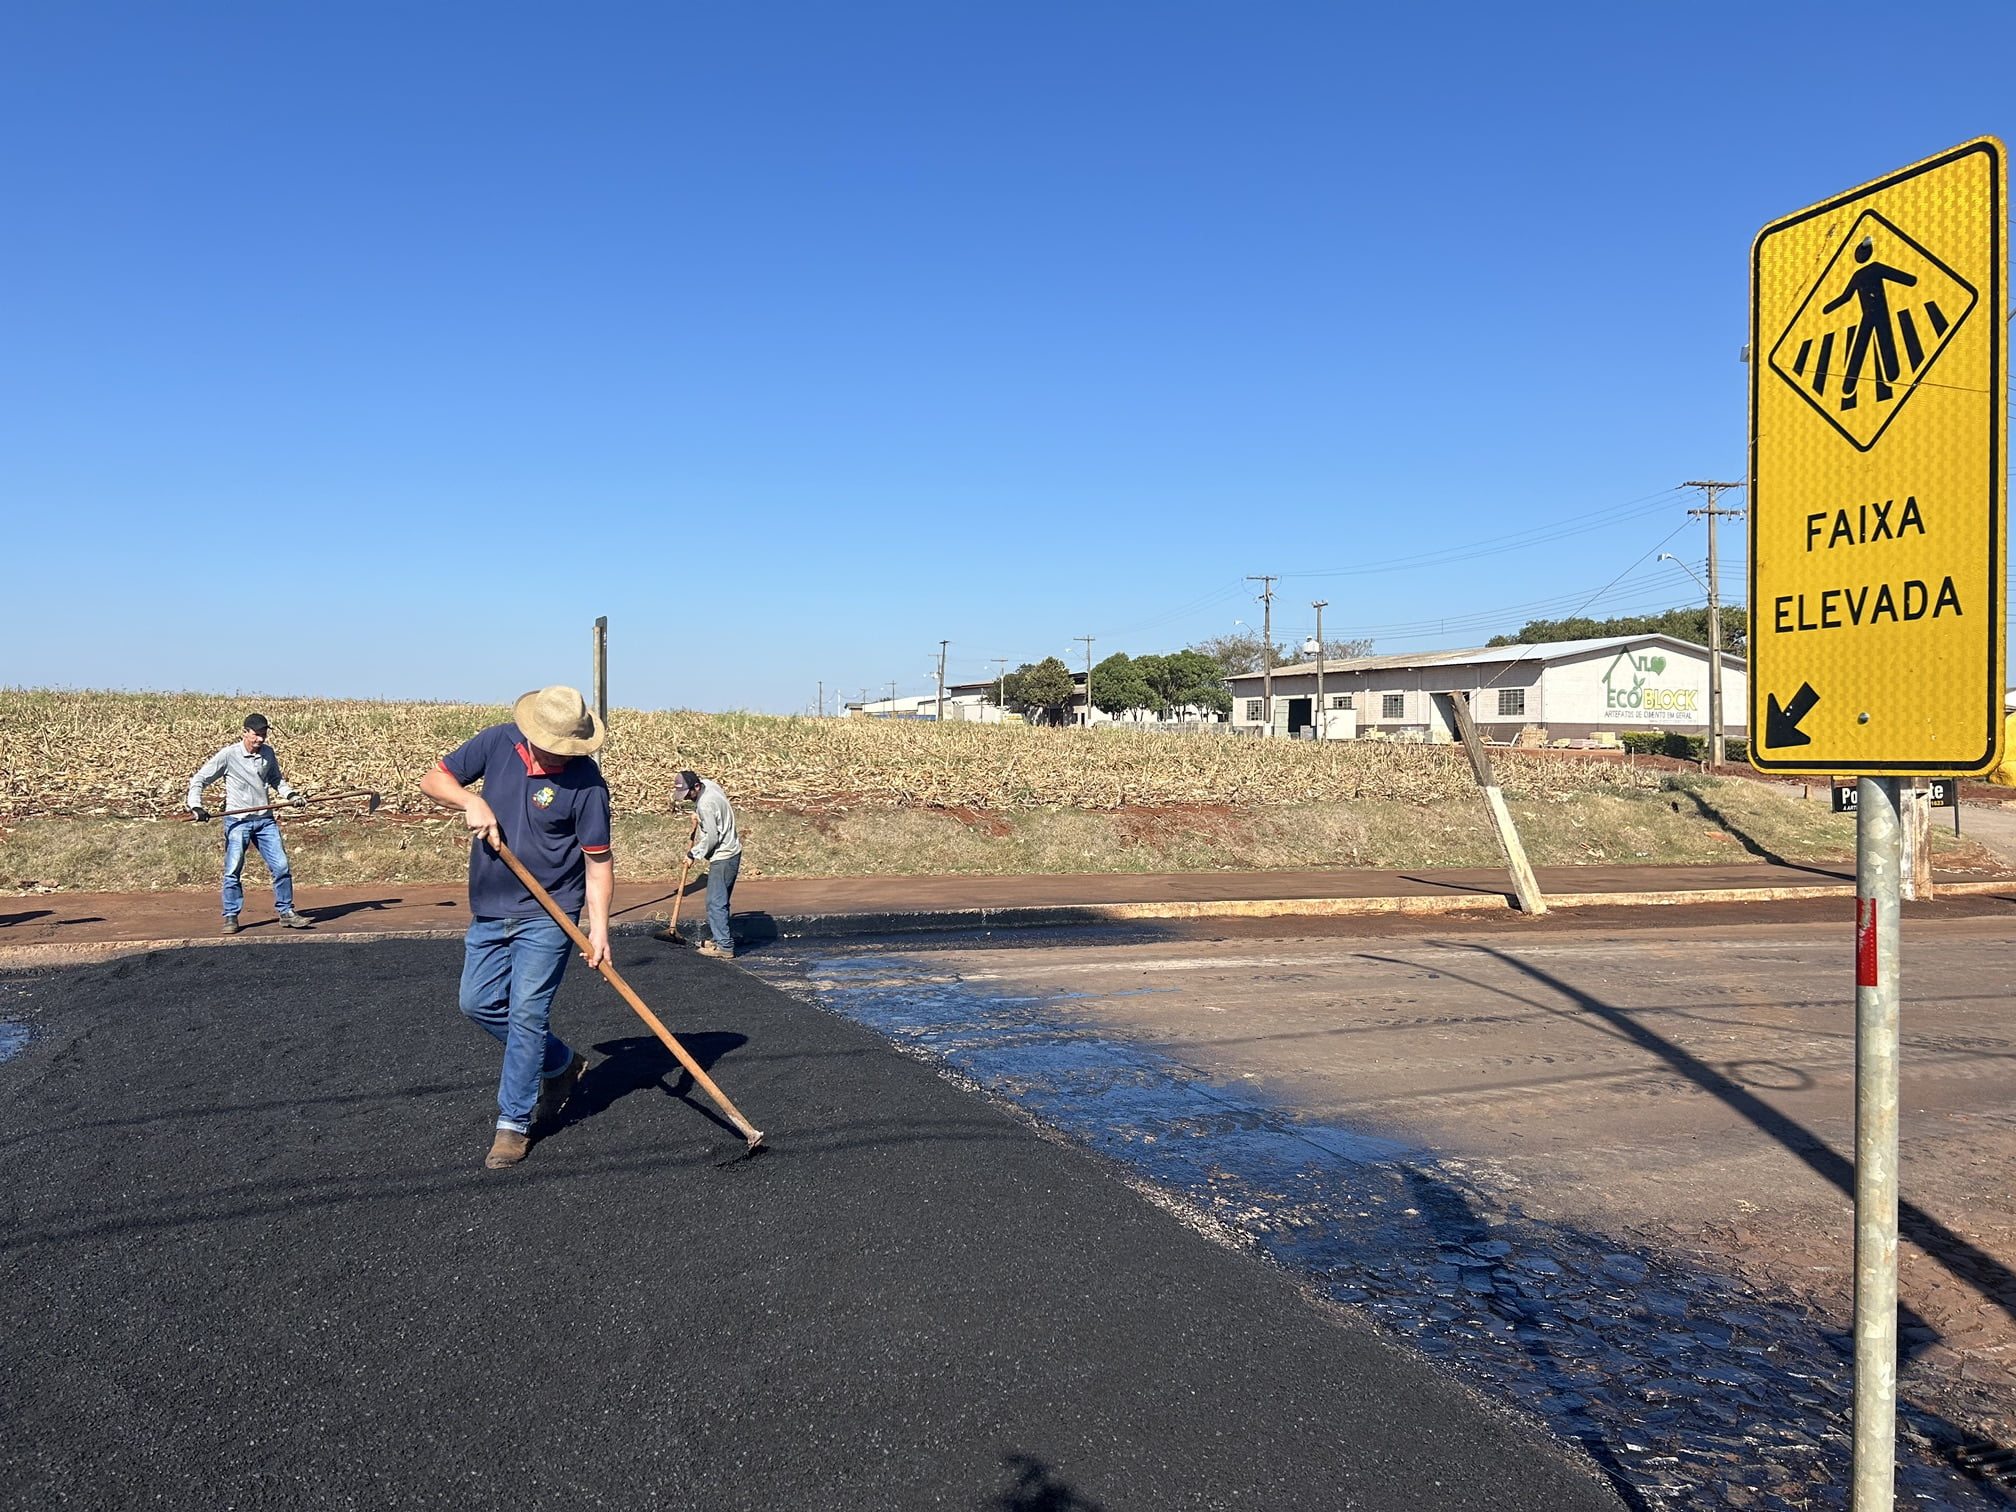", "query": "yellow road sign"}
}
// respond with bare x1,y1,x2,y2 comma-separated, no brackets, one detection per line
1749,138,2007,774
